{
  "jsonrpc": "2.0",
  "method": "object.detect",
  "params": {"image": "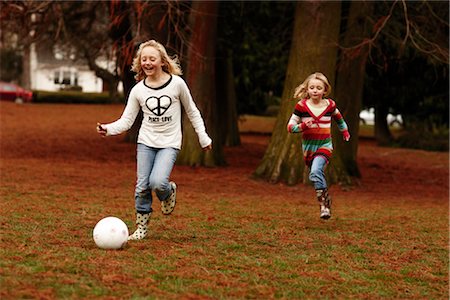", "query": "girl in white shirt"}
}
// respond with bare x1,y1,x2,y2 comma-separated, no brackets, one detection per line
97,40,212,240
